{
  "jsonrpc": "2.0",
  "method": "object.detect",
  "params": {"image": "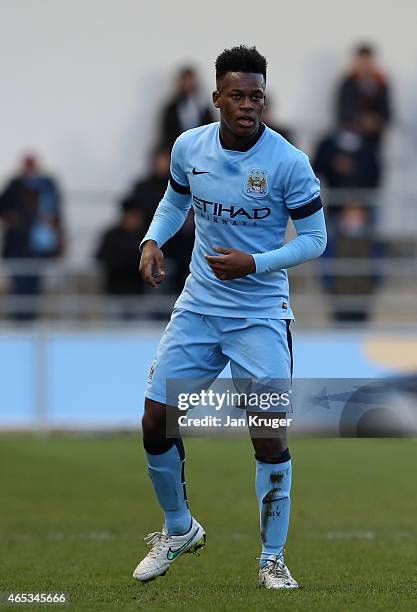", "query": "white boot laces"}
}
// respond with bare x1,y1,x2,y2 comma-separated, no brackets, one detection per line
144,531,168,559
